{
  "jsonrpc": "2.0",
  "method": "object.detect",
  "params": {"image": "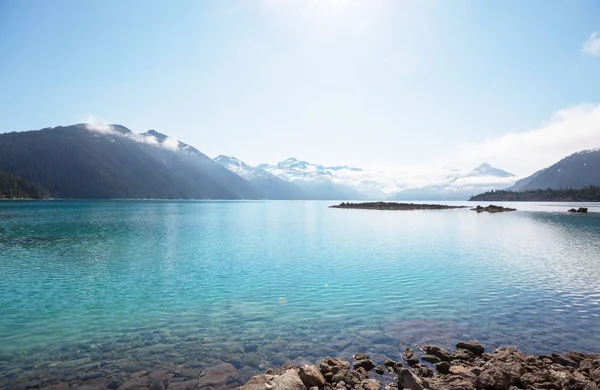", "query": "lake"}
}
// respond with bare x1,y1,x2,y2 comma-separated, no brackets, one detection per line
1,200,600,388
